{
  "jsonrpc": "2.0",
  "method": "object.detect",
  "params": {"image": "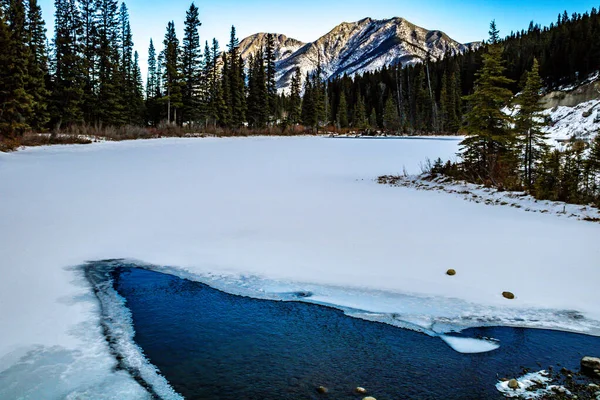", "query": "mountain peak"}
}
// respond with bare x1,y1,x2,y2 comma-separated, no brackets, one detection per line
239,17,470,93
